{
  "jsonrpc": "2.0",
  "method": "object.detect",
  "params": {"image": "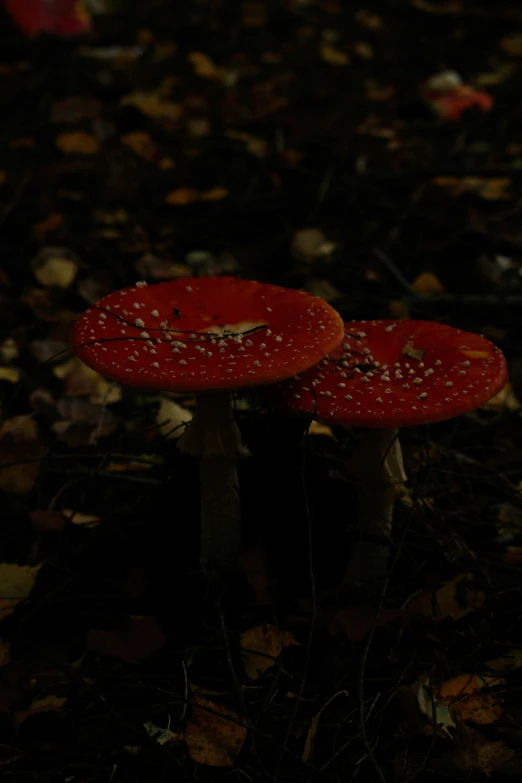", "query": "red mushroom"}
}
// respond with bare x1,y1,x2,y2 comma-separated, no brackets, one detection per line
272,320,508,593
71,276,344,574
